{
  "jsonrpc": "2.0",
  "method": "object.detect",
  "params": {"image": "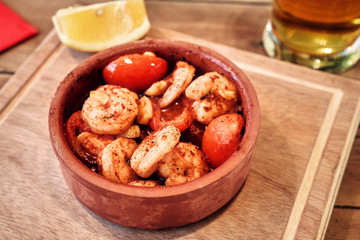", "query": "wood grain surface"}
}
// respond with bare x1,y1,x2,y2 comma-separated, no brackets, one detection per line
1,26,359,239
0,1,359,239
